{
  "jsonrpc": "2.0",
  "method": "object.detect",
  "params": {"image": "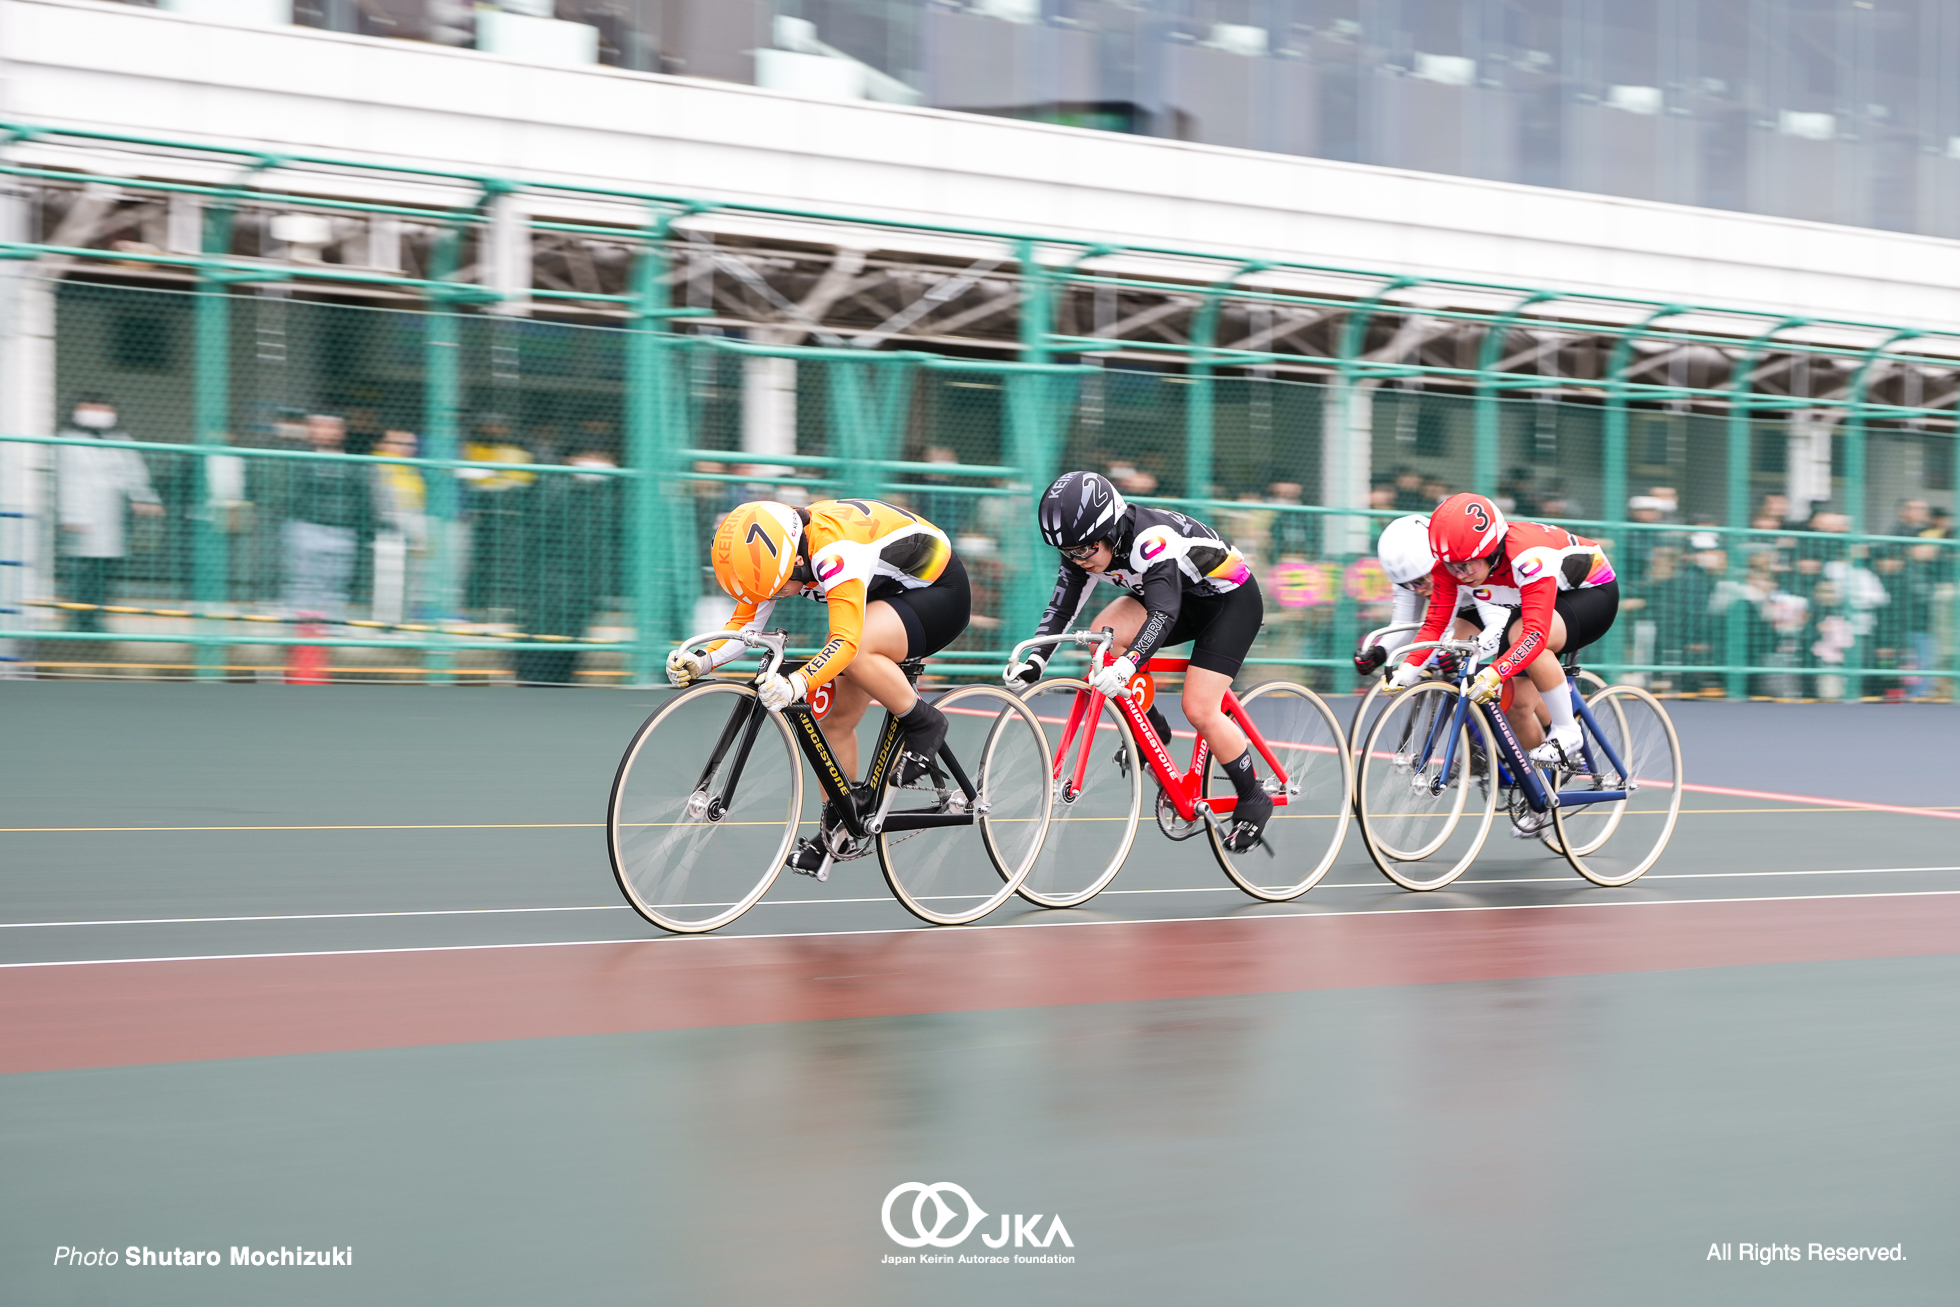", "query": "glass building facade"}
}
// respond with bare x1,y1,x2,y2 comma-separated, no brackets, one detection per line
283,0,1960,238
